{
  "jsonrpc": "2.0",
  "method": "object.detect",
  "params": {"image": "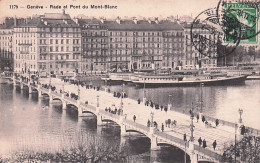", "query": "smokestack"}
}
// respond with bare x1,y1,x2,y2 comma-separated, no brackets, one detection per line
14,16,17,27
154,17,159,24
133,17,137,24
148,18,151,24
116,16,121,24
100,17,105,24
